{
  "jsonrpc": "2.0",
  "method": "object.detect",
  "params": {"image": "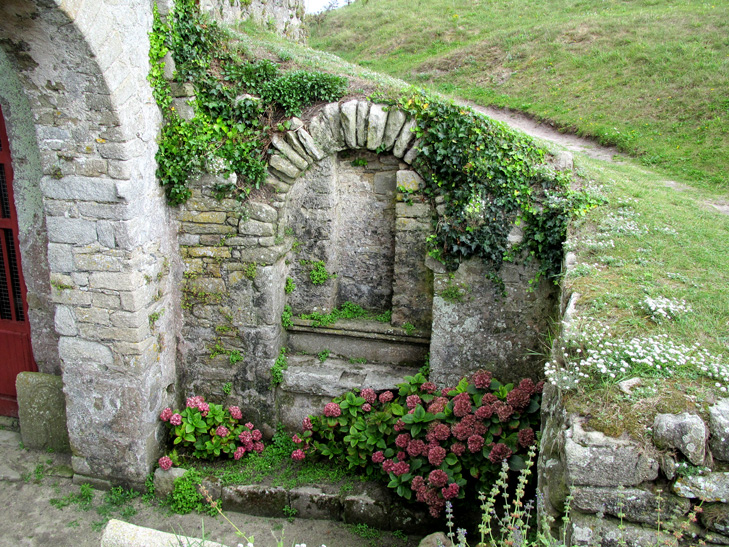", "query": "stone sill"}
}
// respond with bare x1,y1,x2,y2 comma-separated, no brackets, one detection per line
289,317,431,343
